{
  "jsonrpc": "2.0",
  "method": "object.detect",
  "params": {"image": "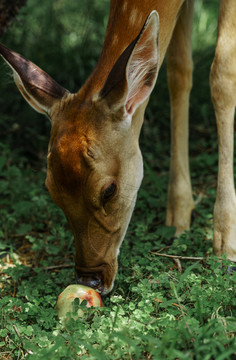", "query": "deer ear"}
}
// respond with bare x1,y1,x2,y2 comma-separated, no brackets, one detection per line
0,43,68,116
100,11,160,117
